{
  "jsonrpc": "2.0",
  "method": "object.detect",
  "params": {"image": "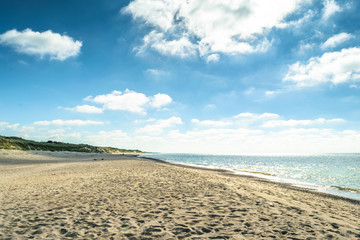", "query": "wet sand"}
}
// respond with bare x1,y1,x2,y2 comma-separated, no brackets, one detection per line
0,150,359,239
